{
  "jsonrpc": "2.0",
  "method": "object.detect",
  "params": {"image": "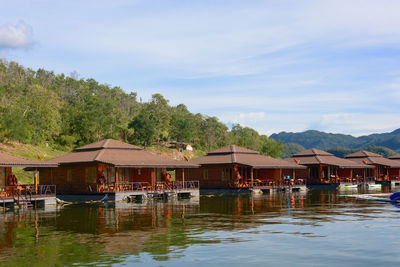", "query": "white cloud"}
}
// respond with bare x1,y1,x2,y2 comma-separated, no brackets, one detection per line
0,21,34,49
224,112,267,125
60,0,400,78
